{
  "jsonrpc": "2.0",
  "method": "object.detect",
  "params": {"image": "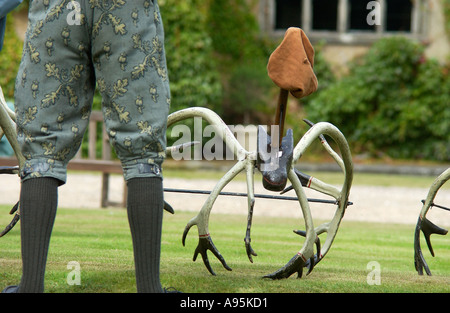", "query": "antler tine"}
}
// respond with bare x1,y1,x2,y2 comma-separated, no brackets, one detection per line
0,88,25,169
0,214,20,237
420,217,448,257
165,141,200,158
244,161,257,263
0,166,19,175
0,202,20,238
304,119,345,172
0,86,16,122
414,215,448,276
293,229,321,275
182,159,247,275
414,168,450,276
